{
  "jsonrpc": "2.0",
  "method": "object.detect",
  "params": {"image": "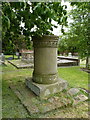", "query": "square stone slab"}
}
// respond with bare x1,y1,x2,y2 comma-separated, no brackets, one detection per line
26,77,68,98
10,82,72,115
8,60,34,69
10,82,88,115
